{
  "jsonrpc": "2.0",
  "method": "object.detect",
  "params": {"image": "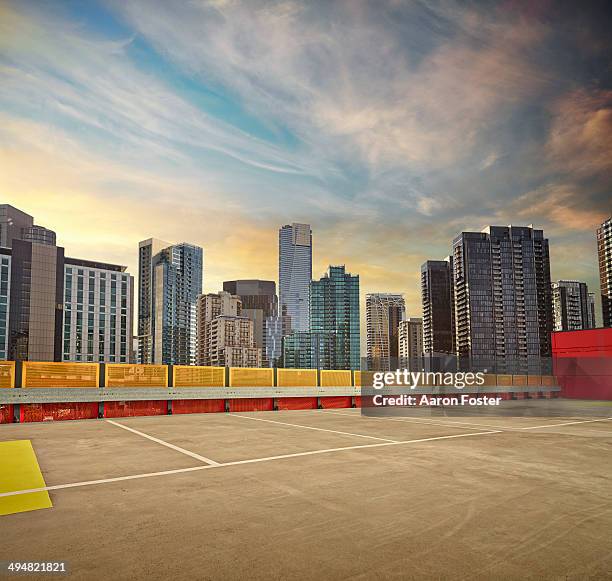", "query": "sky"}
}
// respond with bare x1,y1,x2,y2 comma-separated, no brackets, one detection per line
1,0,611,327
